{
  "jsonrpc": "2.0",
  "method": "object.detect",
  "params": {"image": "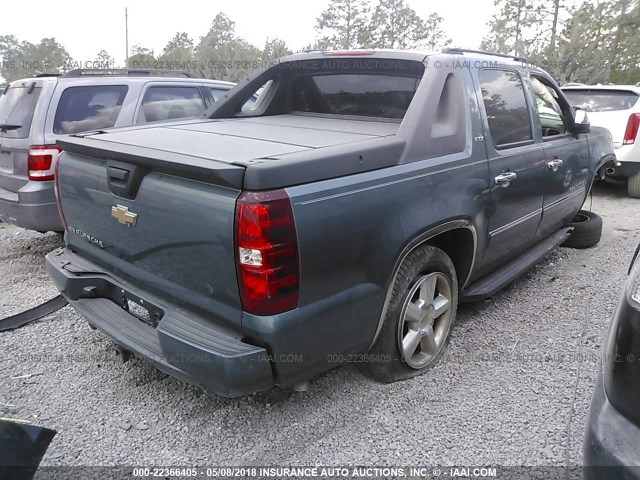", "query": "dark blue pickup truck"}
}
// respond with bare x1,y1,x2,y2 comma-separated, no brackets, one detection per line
46,49,616,397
